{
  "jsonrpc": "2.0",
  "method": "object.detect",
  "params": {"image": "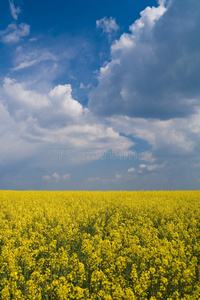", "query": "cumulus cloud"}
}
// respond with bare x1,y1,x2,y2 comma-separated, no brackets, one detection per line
111,115,196,155
63,173,70,180
9,0,21,20
115,174,122,179
108,110,200,184
49,84,83,118
3,78,83,127
42,175,51,181
0,101,37,166
0,78,133,169
43,173,70,181
88,177,101,181
139,163,164,172
0,23,30,44
128,167,135,173
52,172,60,180
139,164,146,169
3,77,49,111
89,0,200,120
147,164,163,171
96,17,119,34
